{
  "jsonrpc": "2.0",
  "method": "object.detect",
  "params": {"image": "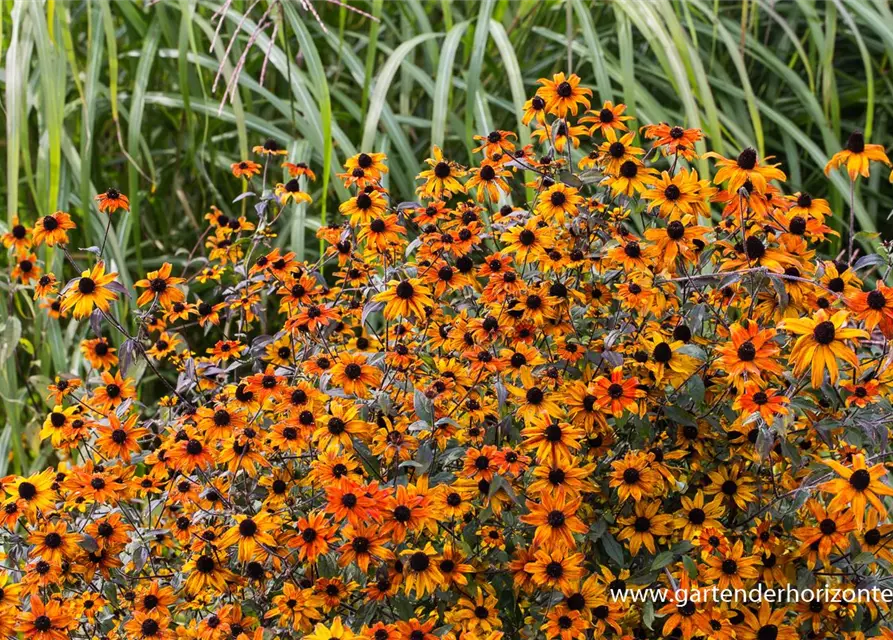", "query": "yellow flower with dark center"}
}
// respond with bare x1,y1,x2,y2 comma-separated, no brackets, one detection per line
535,72,592,118
417,146,466,199
123,611,171,639
27,520,80,564
183,553,235,595
582,100,633,136
230,159,262,178
616,500,673,555
5,468,57,517
15,595,73,640
521,493,587,551
706,147,787,193
473,129,517,157
787,191,831,220
535,183,583,224
2,216,31,252
596,129,643,175
642,168,704,219
60,261,119,319
337,523,393,572
825,130,891,180
779,309,867,388
343,152,389,181
703,539,760,590
793,499,857,568
79,337,117,370
673,491,725,540
732,381,789,422
252,137,288,155
848,282,893,337
641,122,702,158
31,211,76,246
591,366,645,417
401,543,444,598
357,214,405,254
313,399,369,452
714,321,783,387
510,384,563,427
465,160,512,202
819,453,893,529
12,252,41,284
267,583,323,632
451,590,502,634
603,160,656,200
499,217,554,263
91,370,135,412
656,573,710,640
524,548,584,592
95,188,130,214
338,189,387,225
288,510,336,562
640,334,700,386
609,451,660,502
39,405,79,447
530,120,588,153
283,161,317,180
275,178,313,205
95,412,147,462
330,352,382,398
705,464,756,510
374,278,434,321
134,262,186,308
522,94,548,125
528,456,594,501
